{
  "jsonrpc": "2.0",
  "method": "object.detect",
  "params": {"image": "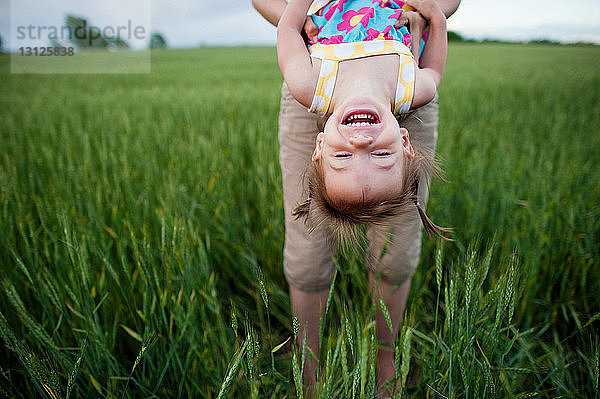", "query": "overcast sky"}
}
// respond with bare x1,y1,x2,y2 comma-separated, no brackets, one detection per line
1,0,600,50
